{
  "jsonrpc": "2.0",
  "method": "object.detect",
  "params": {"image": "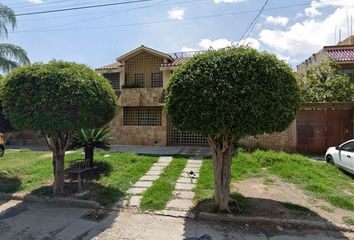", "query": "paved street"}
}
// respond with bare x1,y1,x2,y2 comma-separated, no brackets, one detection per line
0,201,353,240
